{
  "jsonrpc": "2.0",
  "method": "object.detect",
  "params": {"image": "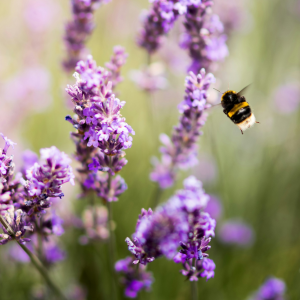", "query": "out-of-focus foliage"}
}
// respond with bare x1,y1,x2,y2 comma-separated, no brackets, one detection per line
0,0,300,299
